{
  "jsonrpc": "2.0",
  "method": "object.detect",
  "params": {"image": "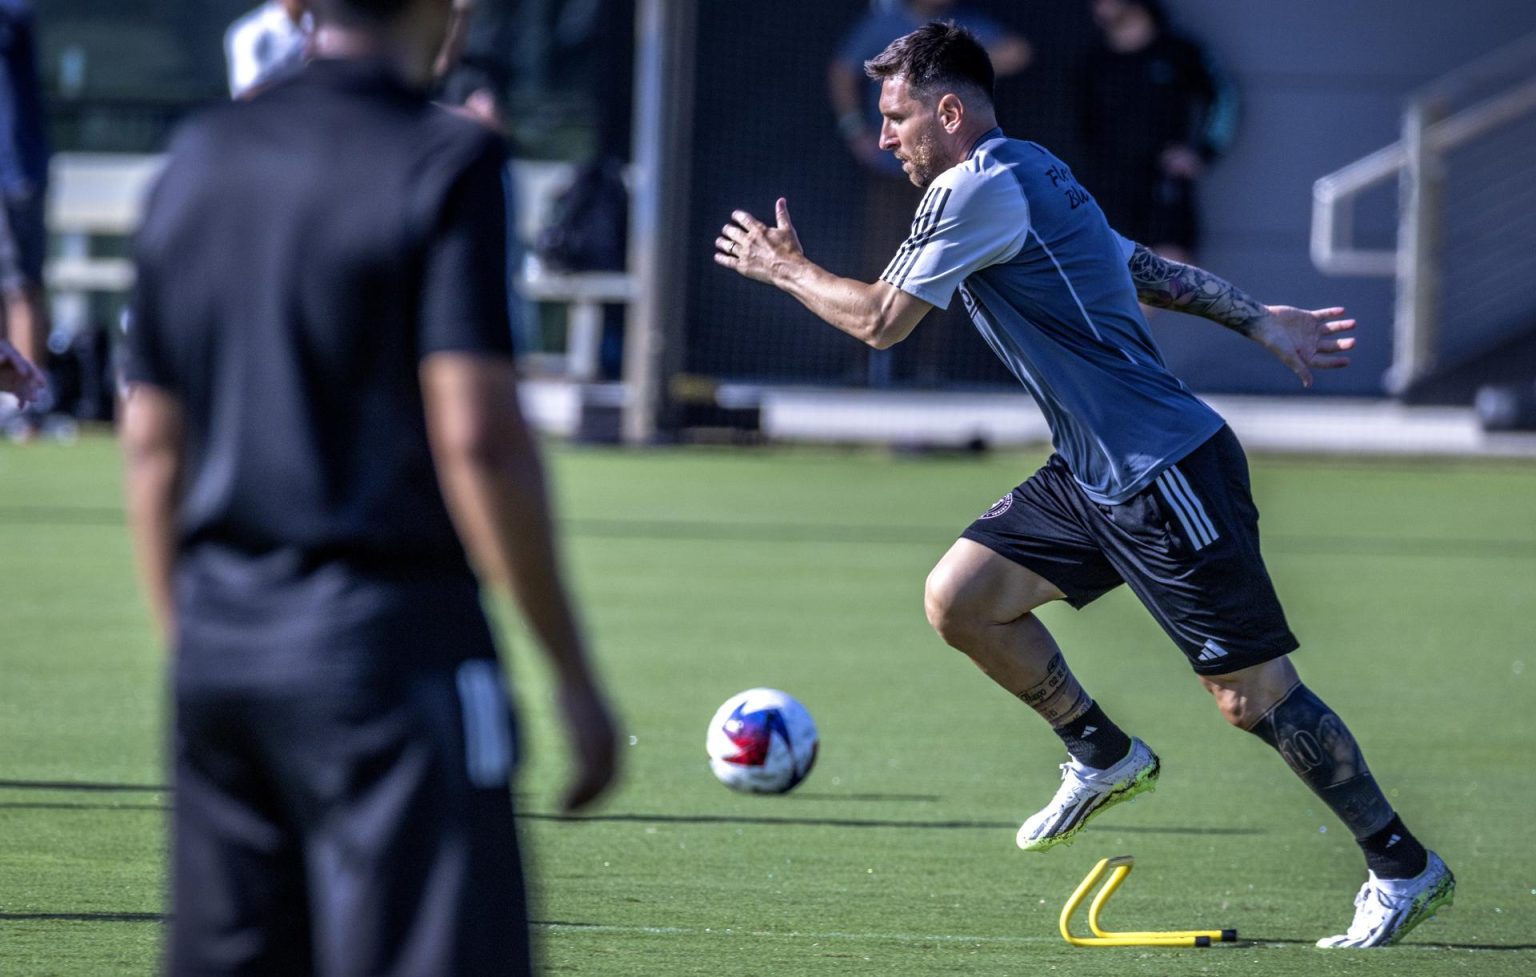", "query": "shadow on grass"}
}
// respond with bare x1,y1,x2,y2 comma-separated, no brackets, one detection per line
0,912,164,923
1,780,1261,835
520,811,1262,833
1242,937,1536,952
0,779,167,793
0,796,1256,835
9,916,1524,954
